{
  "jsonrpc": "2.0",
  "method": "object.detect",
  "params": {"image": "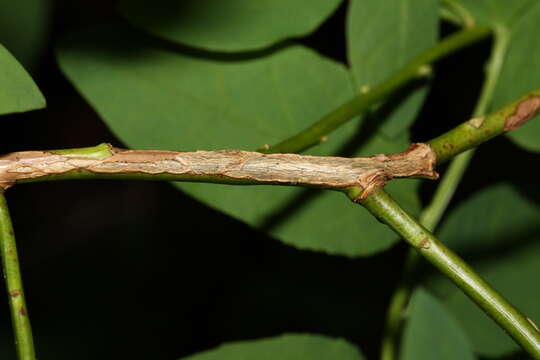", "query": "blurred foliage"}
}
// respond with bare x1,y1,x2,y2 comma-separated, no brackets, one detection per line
347,0,437,137
0,0,539,359
0,44,45,115
400,289,475,360
118,0,342,52
182,334,364,360
0,0,51,68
